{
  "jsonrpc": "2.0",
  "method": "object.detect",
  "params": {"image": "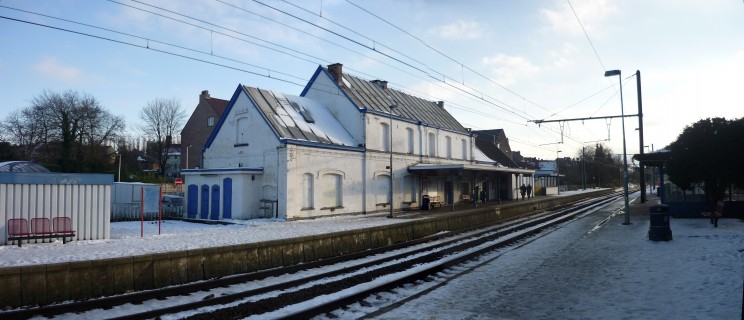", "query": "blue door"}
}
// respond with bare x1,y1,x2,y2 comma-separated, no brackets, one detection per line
187,185,198,218
210,185,220,220
200,184,209,219
223,178,232,219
